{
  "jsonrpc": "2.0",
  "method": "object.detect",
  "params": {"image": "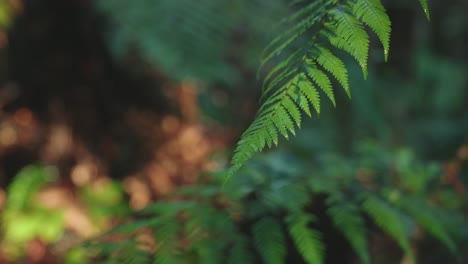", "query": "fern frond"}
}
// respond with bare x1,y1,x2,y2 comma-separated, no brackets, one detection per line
286,213,324,264
154,220,182,264
259,0,335,73
363,196,414,261
314,46,350,97
328,202,370,264
297,72,321,114
226,1,348,178
226,1,370,178
418,0,430,21
324,5,370,78
353,0,391,61
305,60,335,106
227,0,430,178
397,195,457,253
252,217,286,264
